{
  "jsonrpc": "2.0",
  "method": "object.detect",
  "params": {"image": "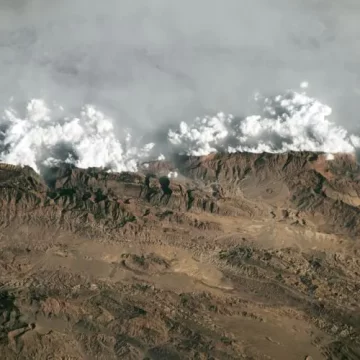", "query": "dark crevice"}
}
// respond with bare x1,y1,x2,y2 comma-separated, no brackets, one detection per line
159,176,172,204
159,176,172,196
187,190,195,211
